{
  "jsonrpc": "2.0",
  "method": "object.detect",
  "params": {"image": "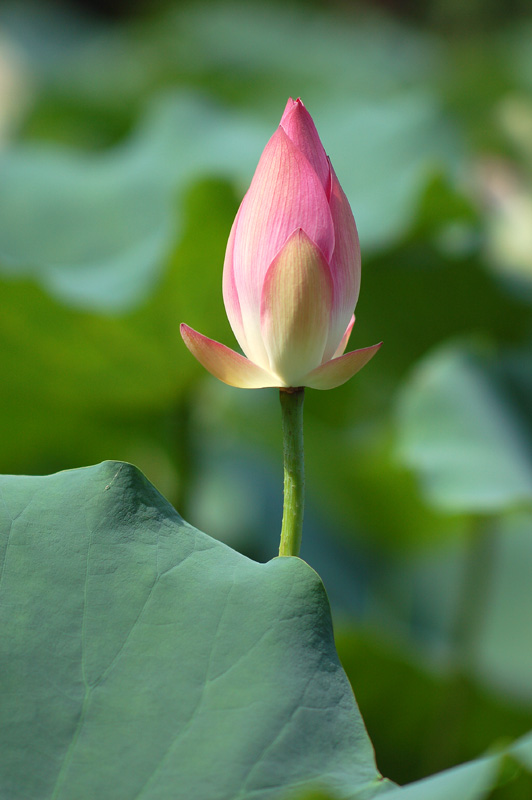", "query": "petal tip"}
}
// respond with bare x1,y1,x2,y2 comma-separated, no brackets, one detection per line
180,325,279,389
304,341,382,390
